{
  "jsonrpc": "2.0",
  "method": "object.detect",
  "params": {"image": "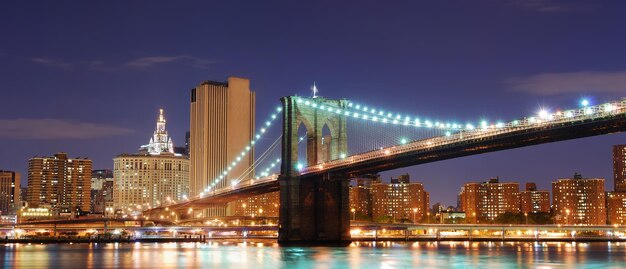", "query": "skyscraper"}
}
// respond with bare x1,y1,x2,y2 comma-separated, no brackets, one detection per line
27,152,92,213
552,173,606,225
113,109,189,215
614,145,626,192
190,77,255,216
0,170,20,214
